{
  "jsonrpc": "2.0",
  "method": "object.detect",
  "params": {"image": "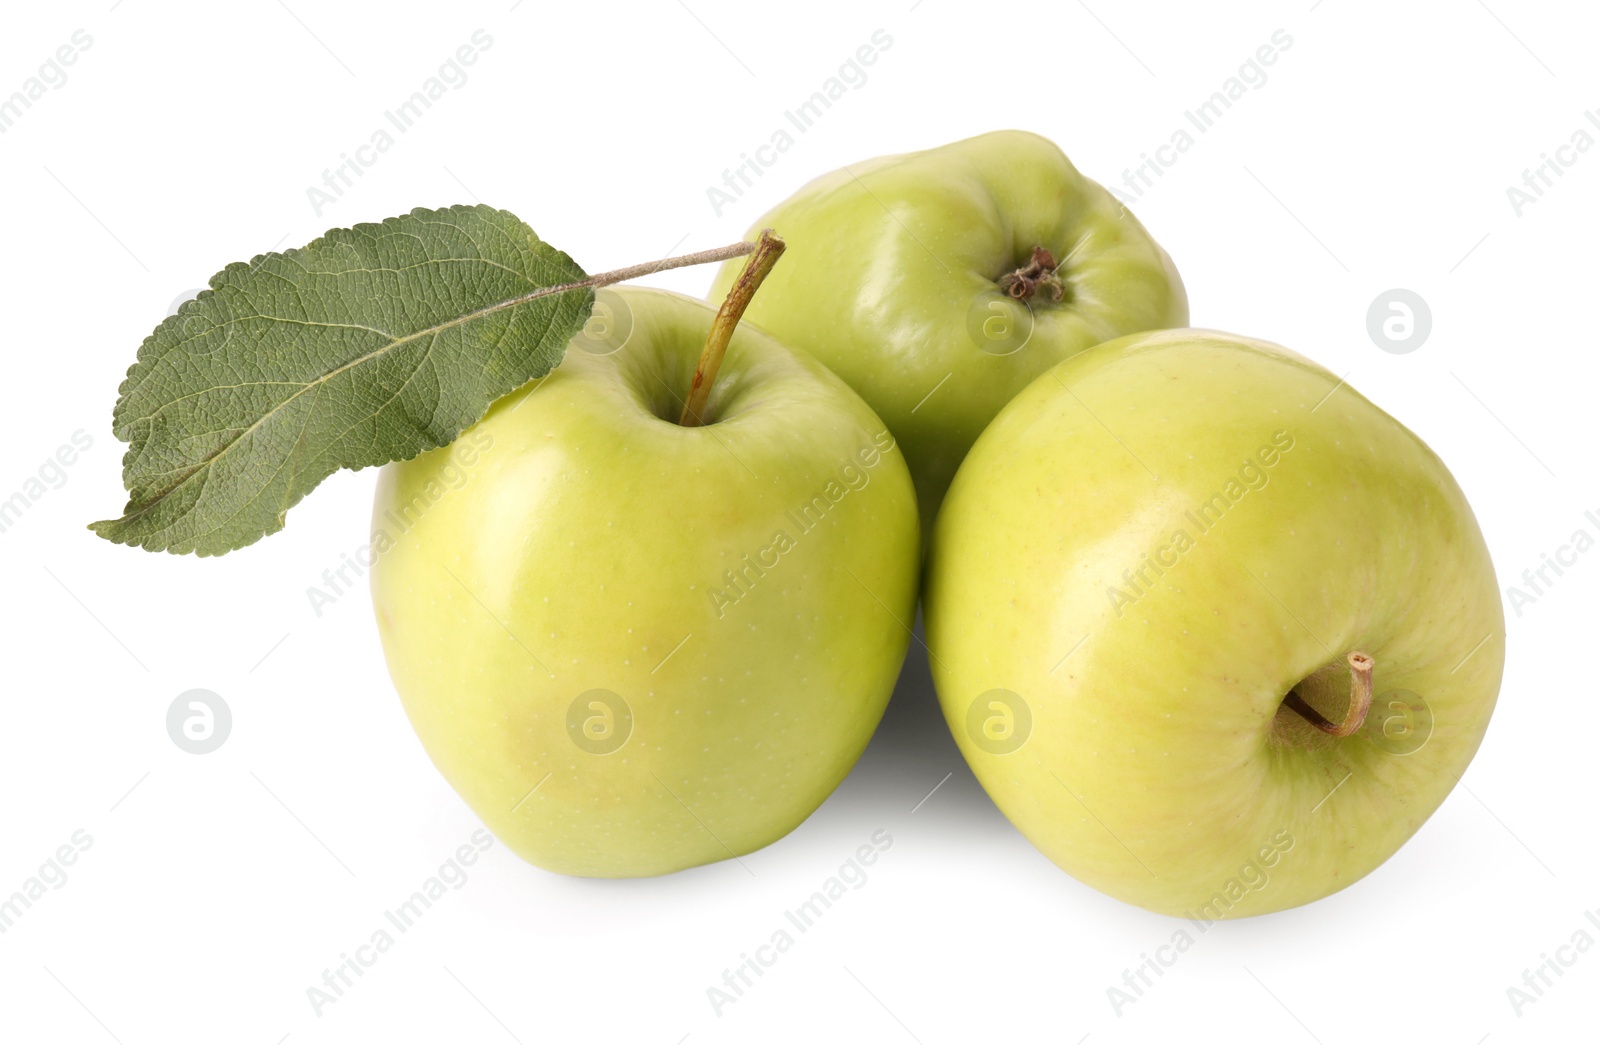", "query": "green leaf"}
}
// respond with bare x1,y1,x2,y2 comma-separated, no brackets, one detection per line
91,204,591,556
